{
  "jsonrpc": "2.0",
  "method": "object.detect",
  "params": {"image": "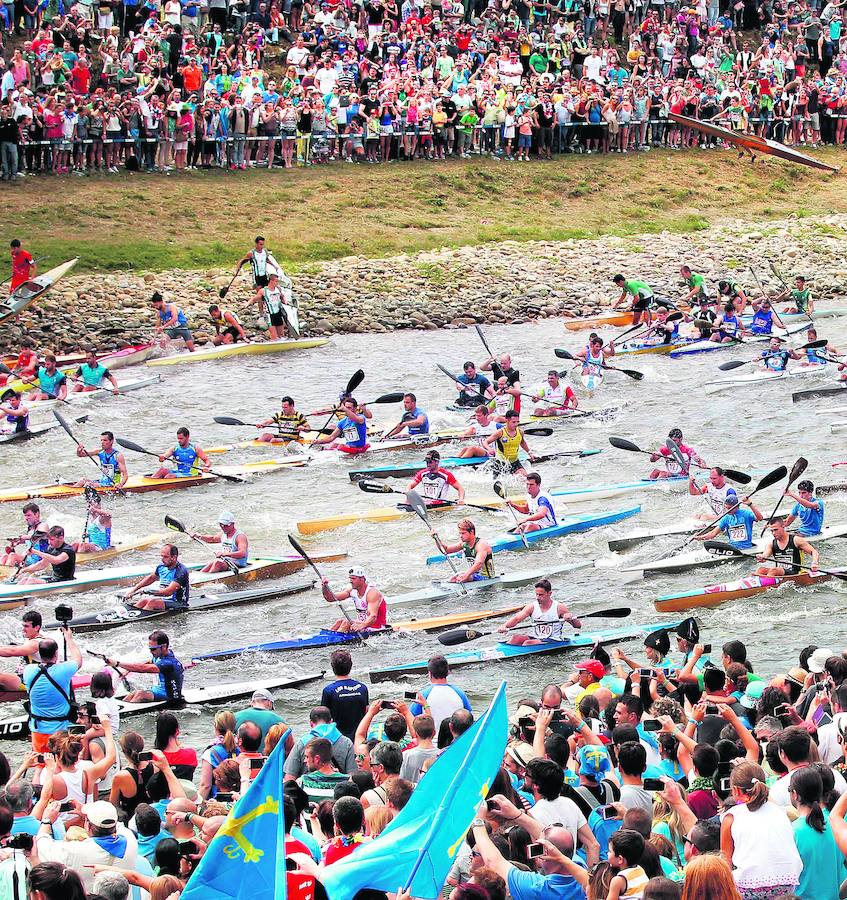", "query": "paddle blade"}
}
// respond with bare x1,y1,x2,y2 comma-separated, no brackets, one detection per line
492,480,507,500
83,485,101,506
801,339,827,350
665,438,687,471
343,370,365,398
609,436,641,453
522,426,554,437
405,490,430,524
115,437,147,454
666,312,683,323
356,479,394,495
438,627,484,646
214,416,249,426
287,534,320,577
164,515,187,533
475,324,494,357
554,348,576,361
218,286,228,298
718,359,750,371
752,466,788,494
724,469,752,485
582,607,631,618
788,457,809,484
436,363,458,382
372,392,405,404
52,410,79,441
619,368,645,381
704,540,746,557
